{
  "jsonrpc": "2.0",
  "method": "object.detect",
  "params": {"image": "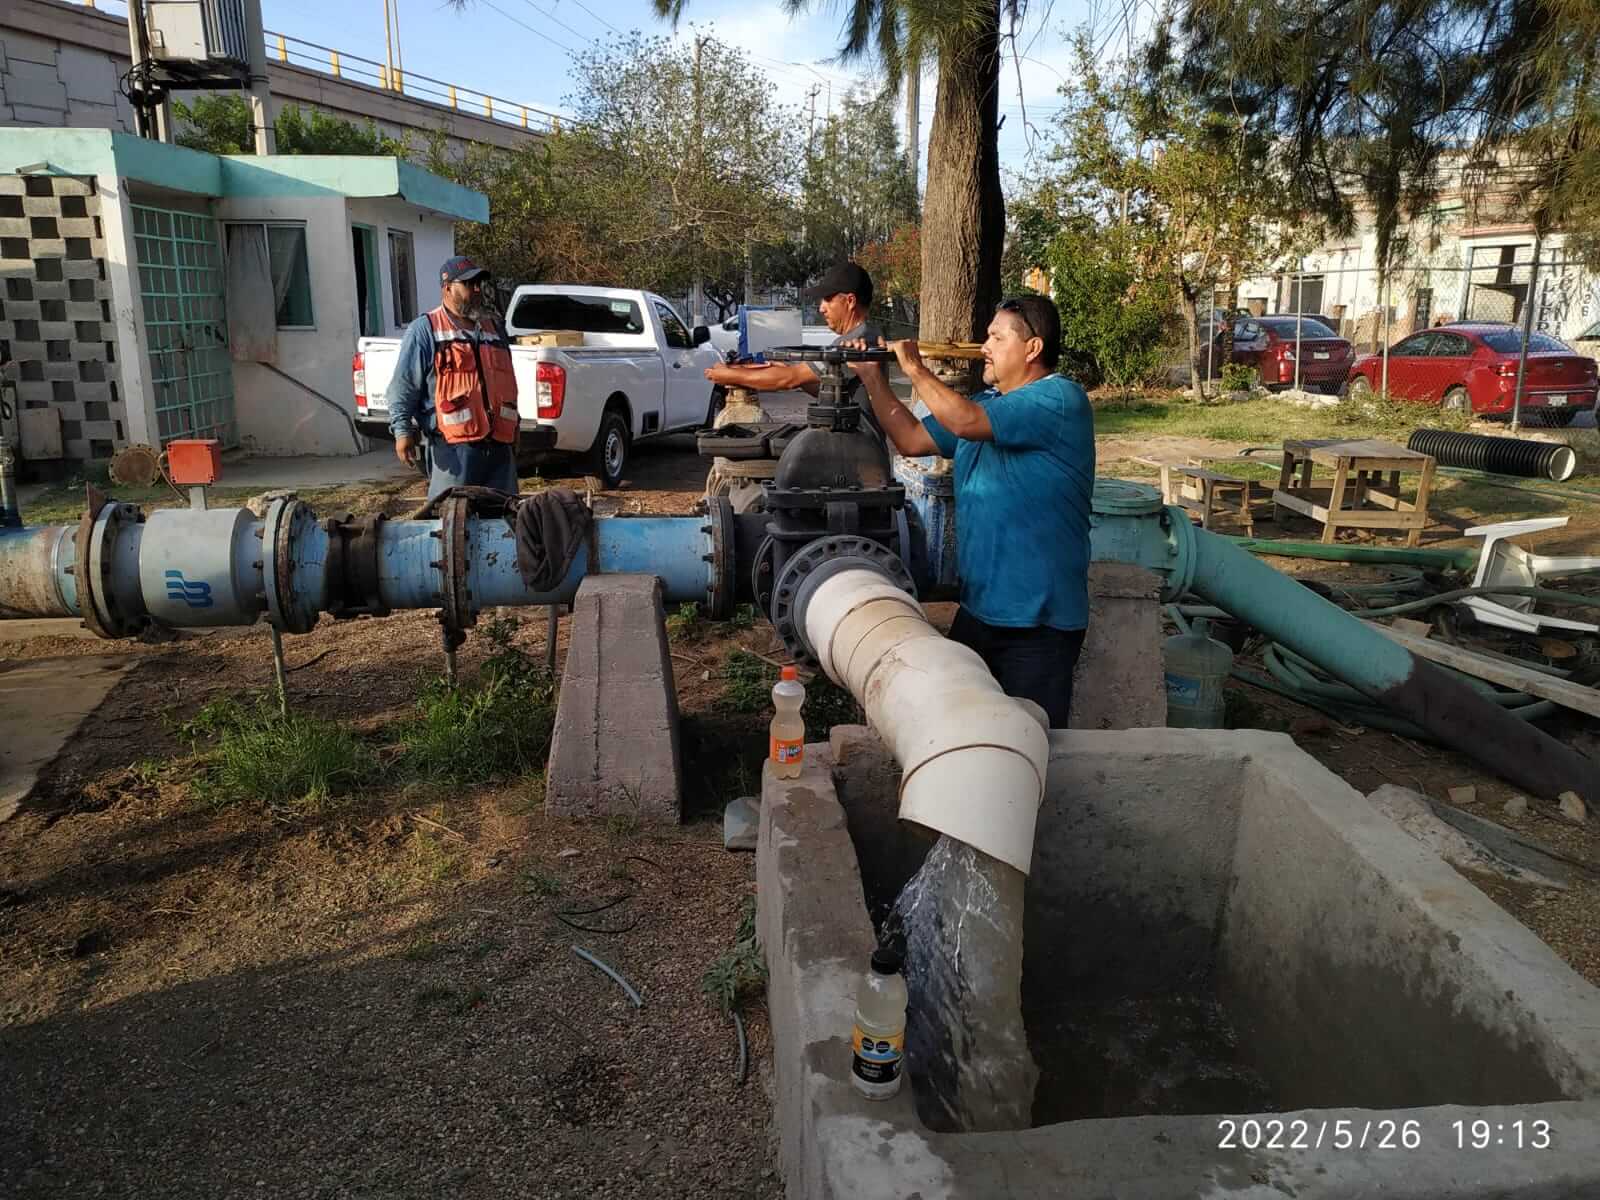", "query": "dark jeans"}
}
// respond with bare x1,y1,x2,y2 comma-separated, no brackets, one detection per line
947,607,1087,729
422,437,518,500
